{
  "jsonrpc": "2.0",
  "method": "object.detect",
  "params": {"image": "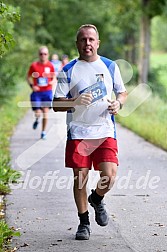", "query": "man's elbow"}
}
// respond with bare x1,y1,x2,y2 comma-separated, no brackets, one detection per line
52,107,69,112
52,101,61,112
52,100,68,112
52,106,59,112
